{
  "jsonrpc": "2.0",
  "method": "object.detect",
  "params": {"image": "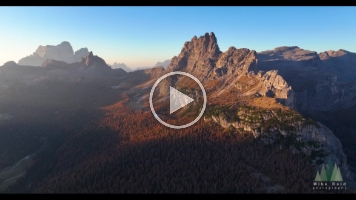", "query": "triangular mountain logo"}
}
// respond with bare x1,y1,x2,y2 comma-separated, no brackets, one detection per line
314,157,343,182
